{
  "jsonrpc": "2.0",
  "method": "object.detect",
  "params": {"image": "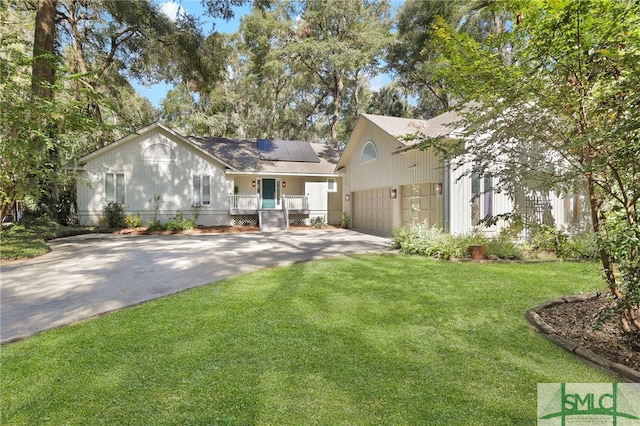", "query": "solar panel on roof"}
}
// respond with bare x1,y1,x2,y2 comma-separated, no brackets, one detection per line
300,142,320,162
257,139,320,163
257,139,275,159
285,140,305,162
